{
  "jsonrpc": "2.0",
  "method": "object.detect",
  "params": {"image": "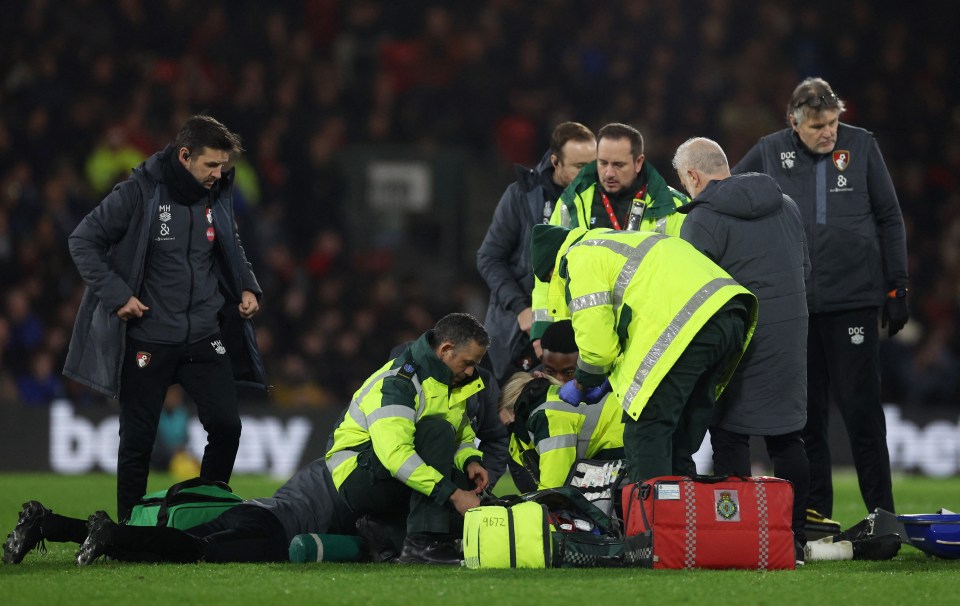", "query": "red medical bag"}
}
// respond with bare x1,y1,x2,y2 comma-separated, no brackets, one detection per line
622,475,795,570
